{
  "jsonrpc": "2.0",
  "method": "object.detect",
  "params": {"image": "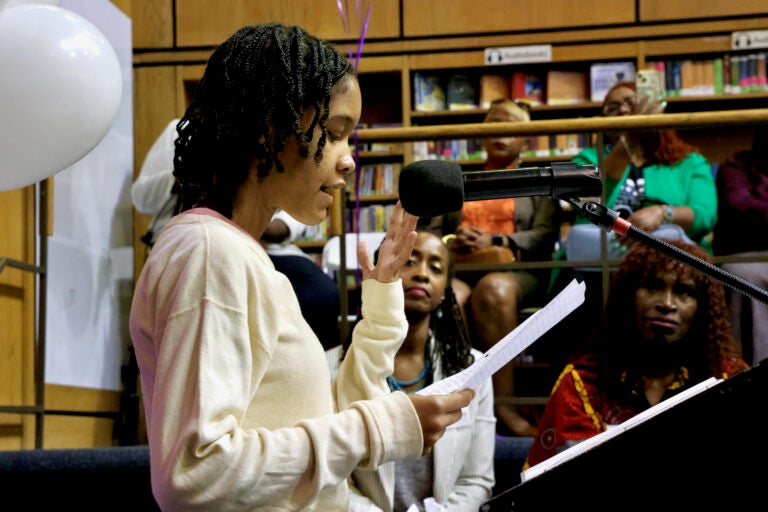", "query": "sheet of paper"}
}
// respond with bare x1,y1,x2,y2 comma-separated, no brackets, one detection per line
418,279,586,397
